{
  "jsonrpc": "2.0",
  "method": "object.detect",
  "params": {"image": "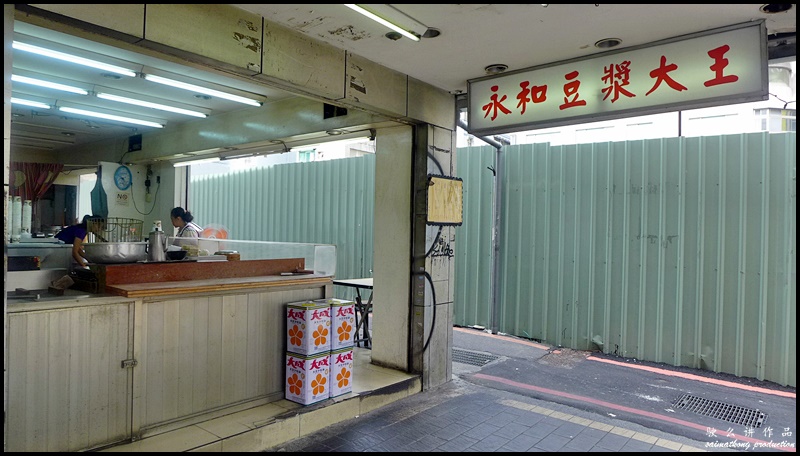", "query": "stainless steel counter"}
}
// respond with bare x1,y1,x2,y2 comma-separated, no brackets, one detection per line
7,287,92,302
7,242,74,290
6,290,133,313
7,242,72,267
